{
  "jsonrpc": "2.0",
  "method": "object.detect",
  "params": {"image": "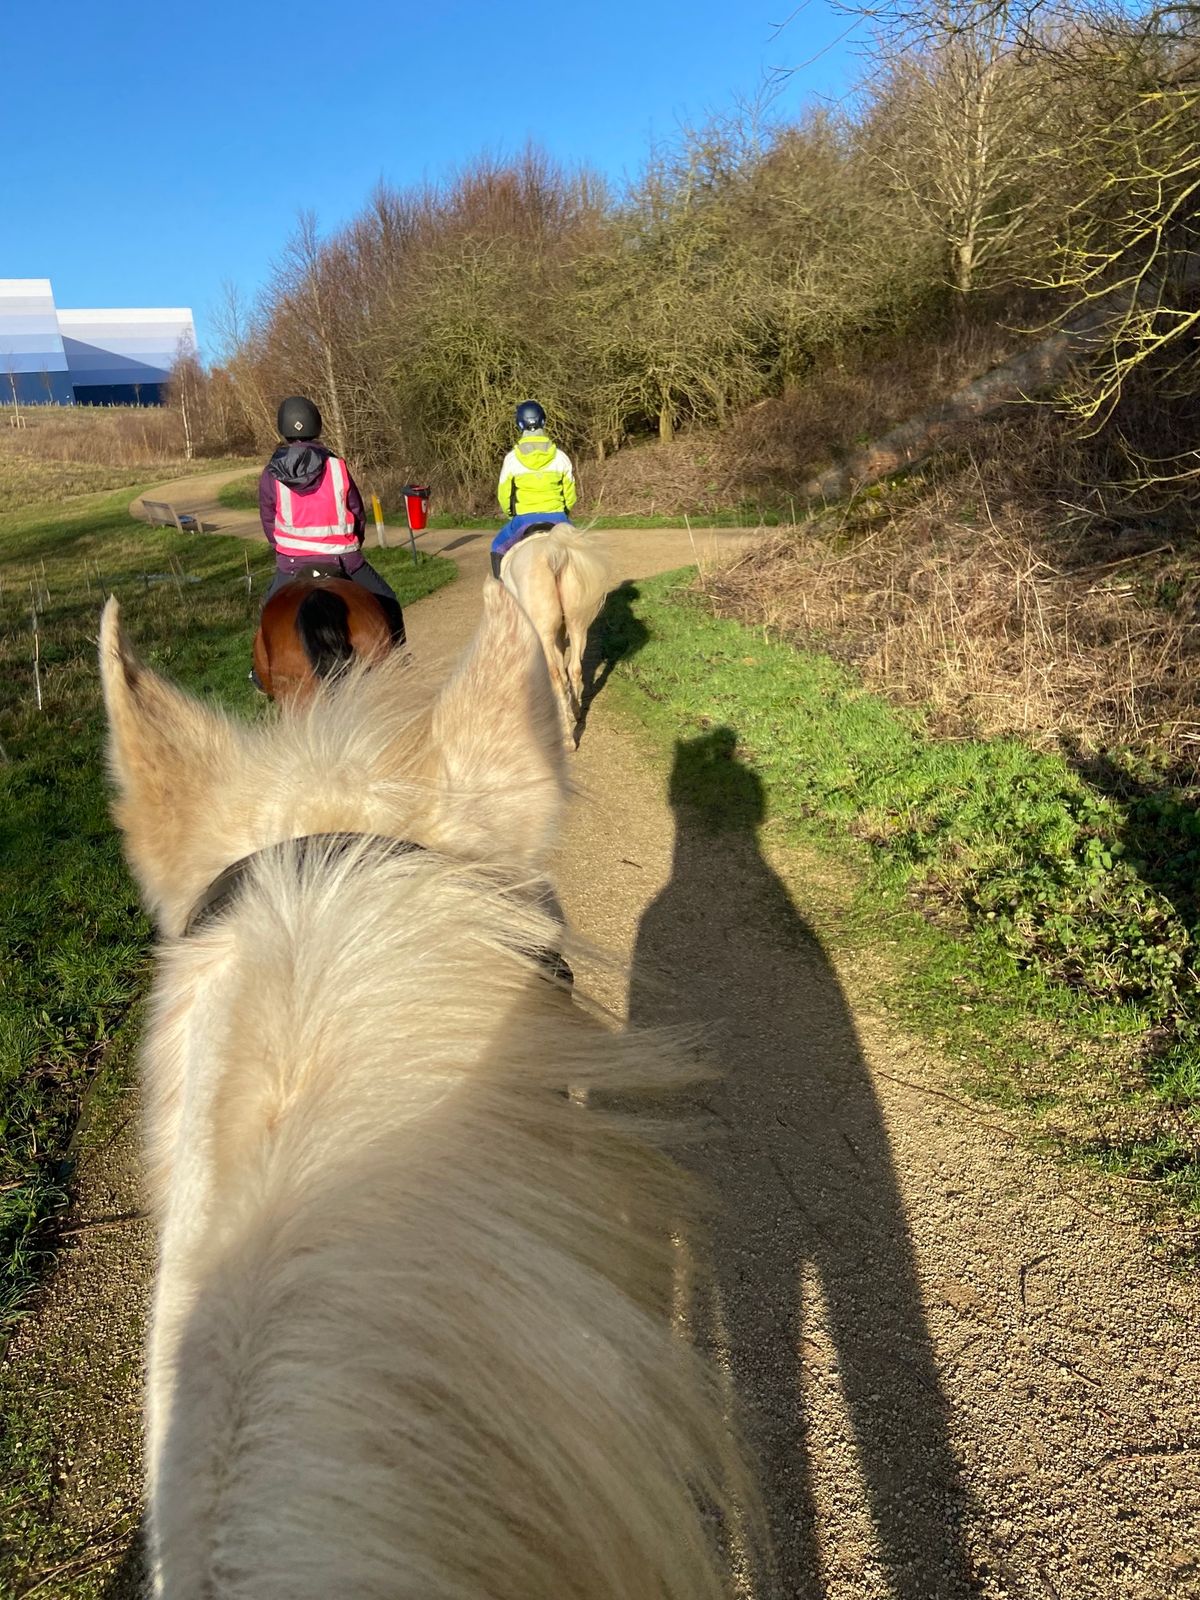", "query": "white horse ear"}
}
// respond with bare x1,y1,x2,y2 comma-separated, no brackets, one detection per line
99,598,236,915
428,581,569,864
